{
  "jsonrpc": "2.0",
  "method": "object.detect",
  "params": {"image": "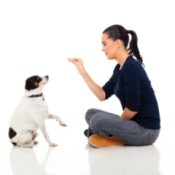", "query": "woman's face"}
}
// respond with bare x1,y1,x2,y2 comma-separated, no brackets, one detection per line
101,33,118,59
